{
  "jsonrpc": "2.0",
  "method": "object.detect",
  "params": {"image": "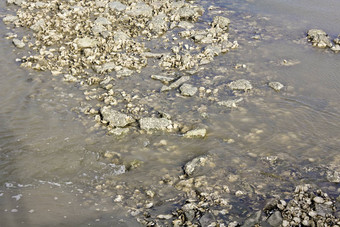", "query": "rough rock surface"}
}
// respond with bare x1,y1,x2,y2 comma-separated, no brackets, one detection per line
307,29,333,48
183,155,209,176
228,79,252,91
100,106,135,127
139,117,172,131
217,98,243,108
180,83,198,96
184,128,206,138
268,81,284,91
